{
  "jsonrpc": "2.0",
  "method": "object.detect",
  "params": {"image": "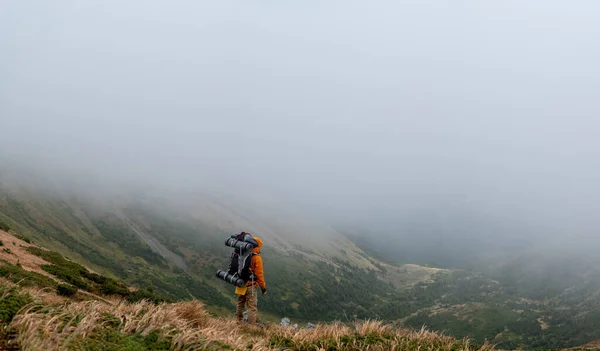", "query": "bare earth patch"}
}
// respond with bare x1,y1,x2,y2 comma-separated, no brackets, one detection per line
577,339,600,350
